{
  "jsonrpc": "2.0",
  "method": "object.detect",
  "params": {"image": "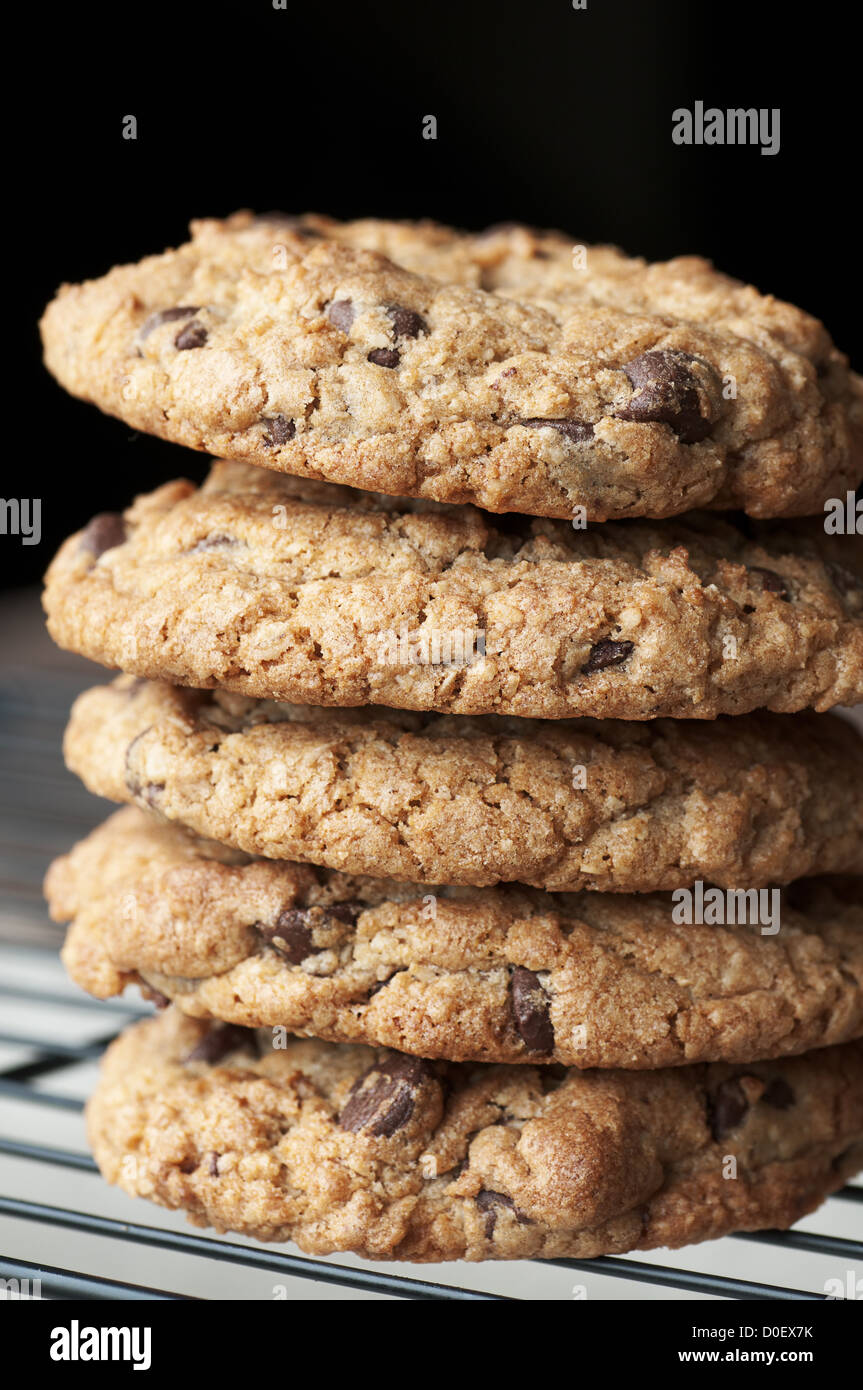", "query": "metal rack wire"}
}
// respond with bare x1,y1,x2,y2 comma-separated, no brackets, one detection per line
1,971,860,1301
1,592,861,1301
